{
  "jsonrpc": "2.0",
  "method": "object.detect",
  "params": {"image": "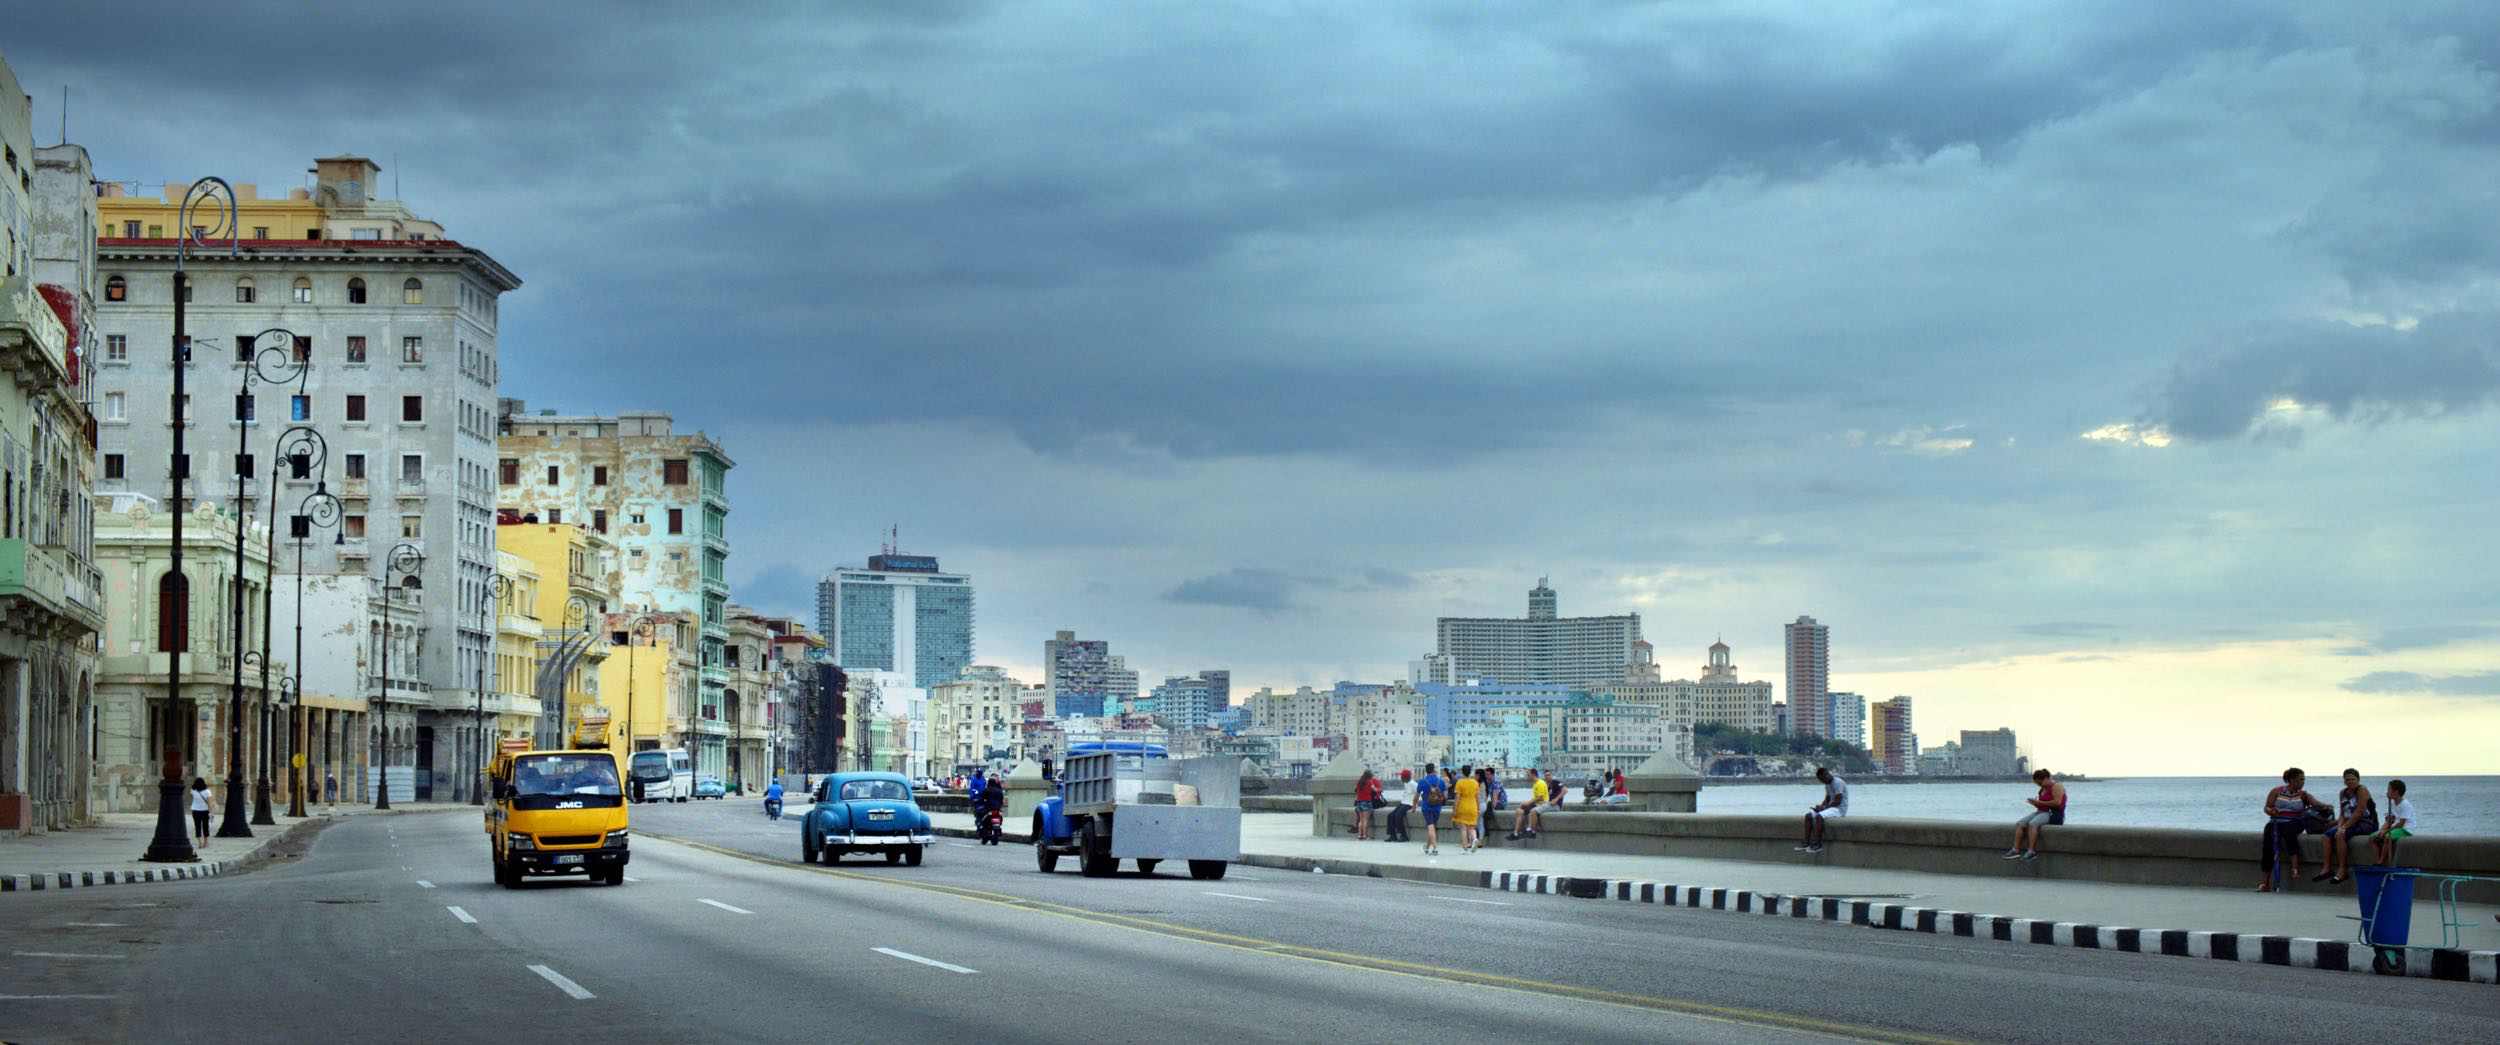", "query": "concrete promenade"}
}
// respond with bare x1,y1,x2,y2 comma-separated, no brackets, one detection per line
0,802,473,892
933,810,2500,964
